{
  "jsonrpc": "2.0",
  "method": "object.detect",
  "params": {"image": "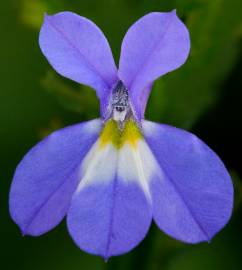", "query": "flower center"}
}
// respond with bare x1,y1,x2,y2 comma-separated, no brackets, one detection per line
99,119,143,149
111,80,131,123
